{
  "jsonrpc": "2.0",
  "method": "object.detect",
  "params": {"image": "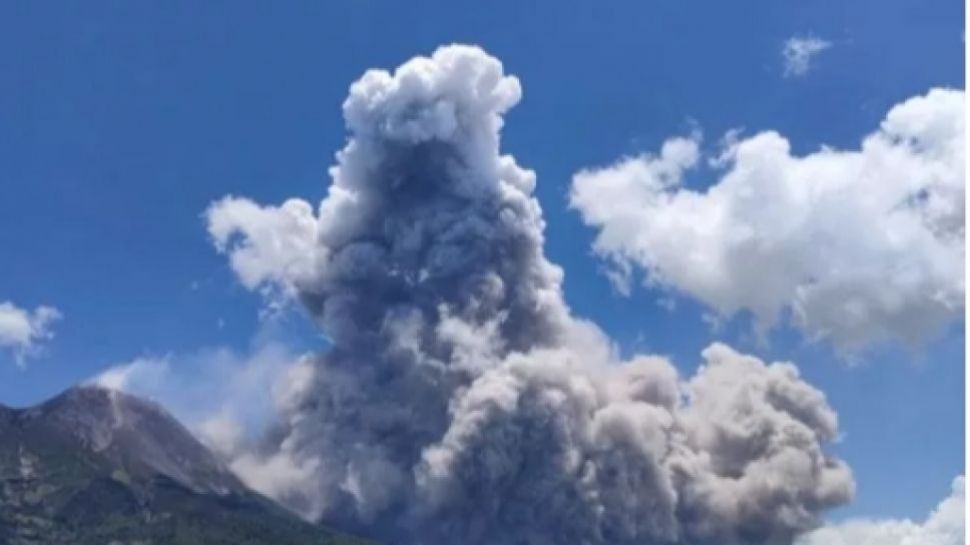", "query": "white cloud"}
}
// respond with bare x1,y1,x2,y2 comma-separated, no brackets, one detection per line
0,301,62,366
783,36,832,77
799,476,965,545
571,88,965,351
